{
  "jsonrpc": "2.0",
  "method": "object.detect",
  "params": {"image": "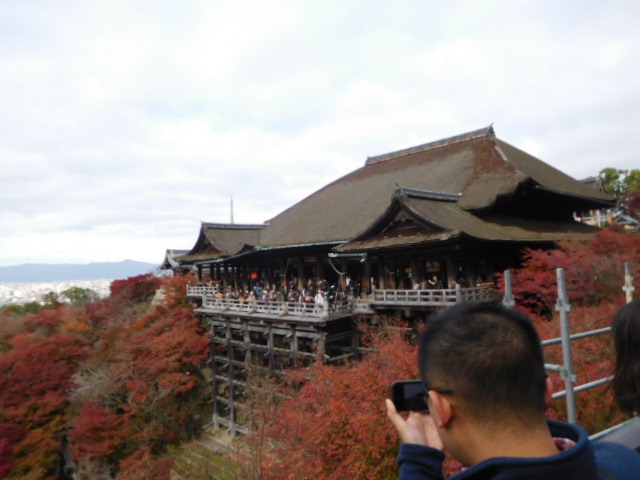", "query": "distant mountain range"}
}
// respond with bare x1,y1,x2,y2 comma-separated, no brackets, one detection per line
0,260,159,283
